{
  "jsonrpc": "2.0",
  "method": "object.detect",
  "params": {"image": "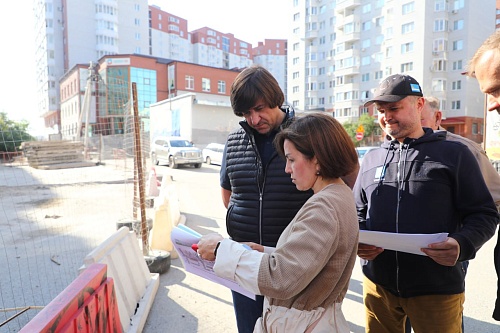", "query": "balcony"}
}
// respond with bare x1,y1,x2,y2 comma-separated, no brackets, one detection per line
302,30,318,40
338,48,360,58
335,65,360,77
336,0,362,13
343,31,361,42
